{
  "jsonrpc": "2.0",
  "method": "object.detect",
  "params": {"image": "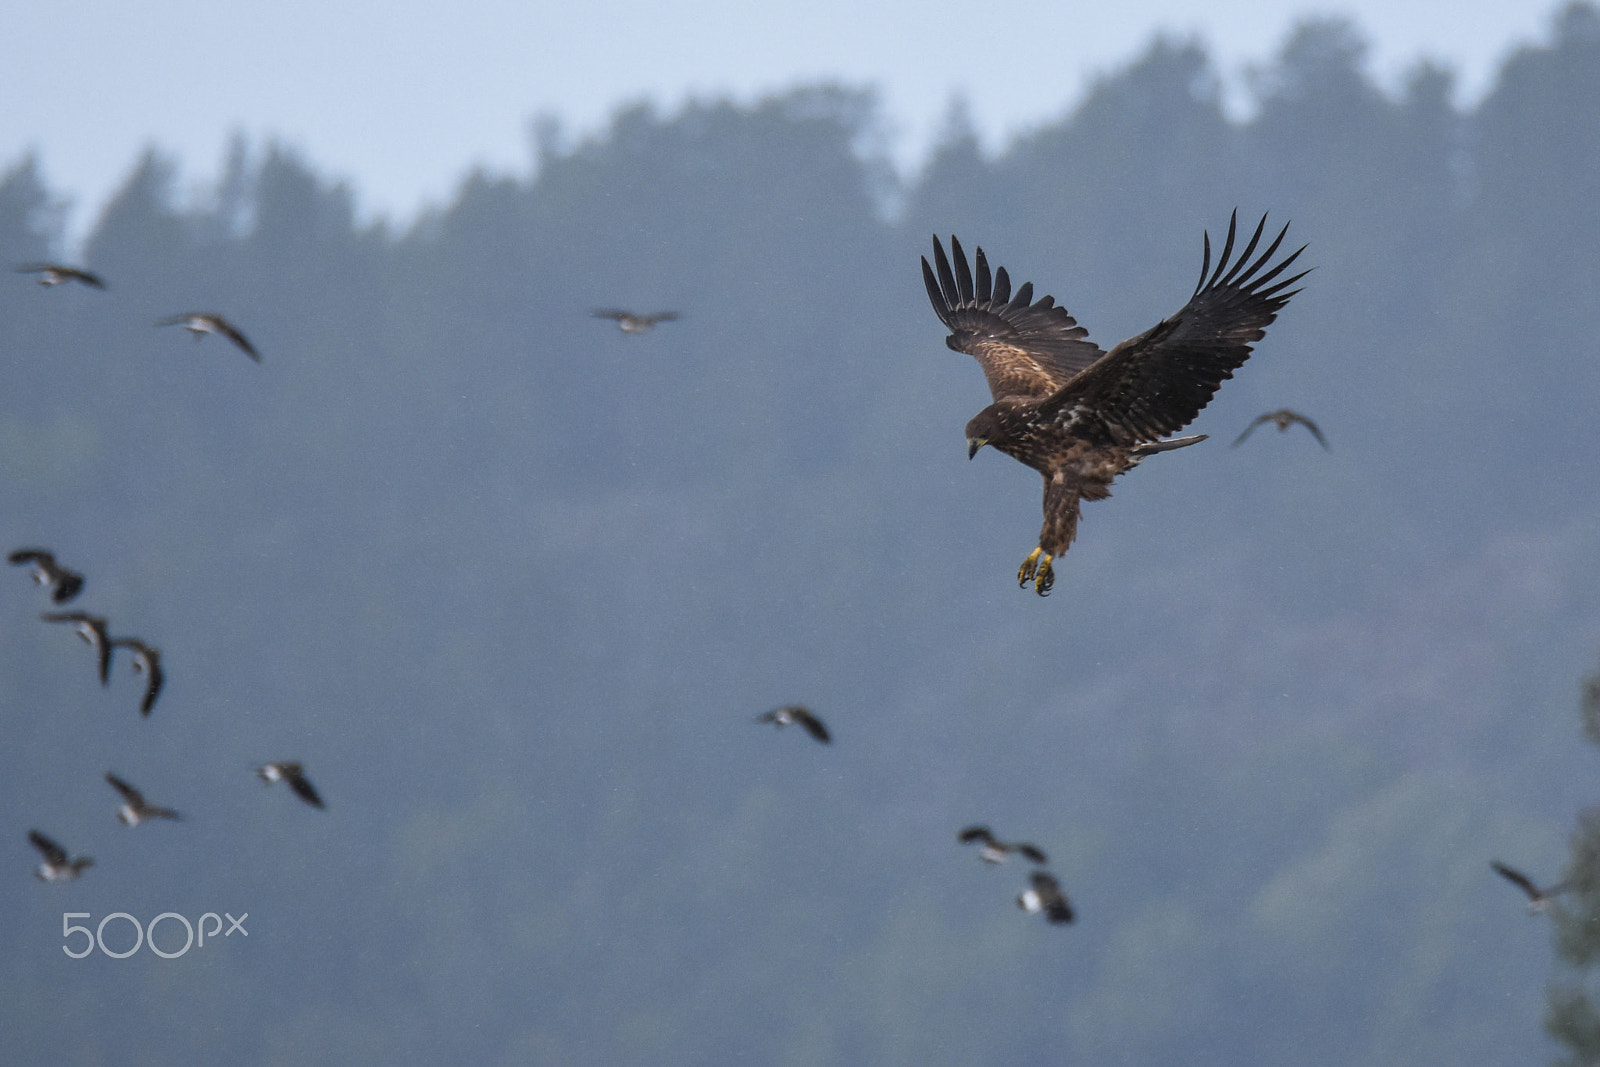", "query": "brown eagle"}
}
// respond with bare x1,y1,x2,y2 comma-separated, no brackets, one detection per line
923,213,1307,594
